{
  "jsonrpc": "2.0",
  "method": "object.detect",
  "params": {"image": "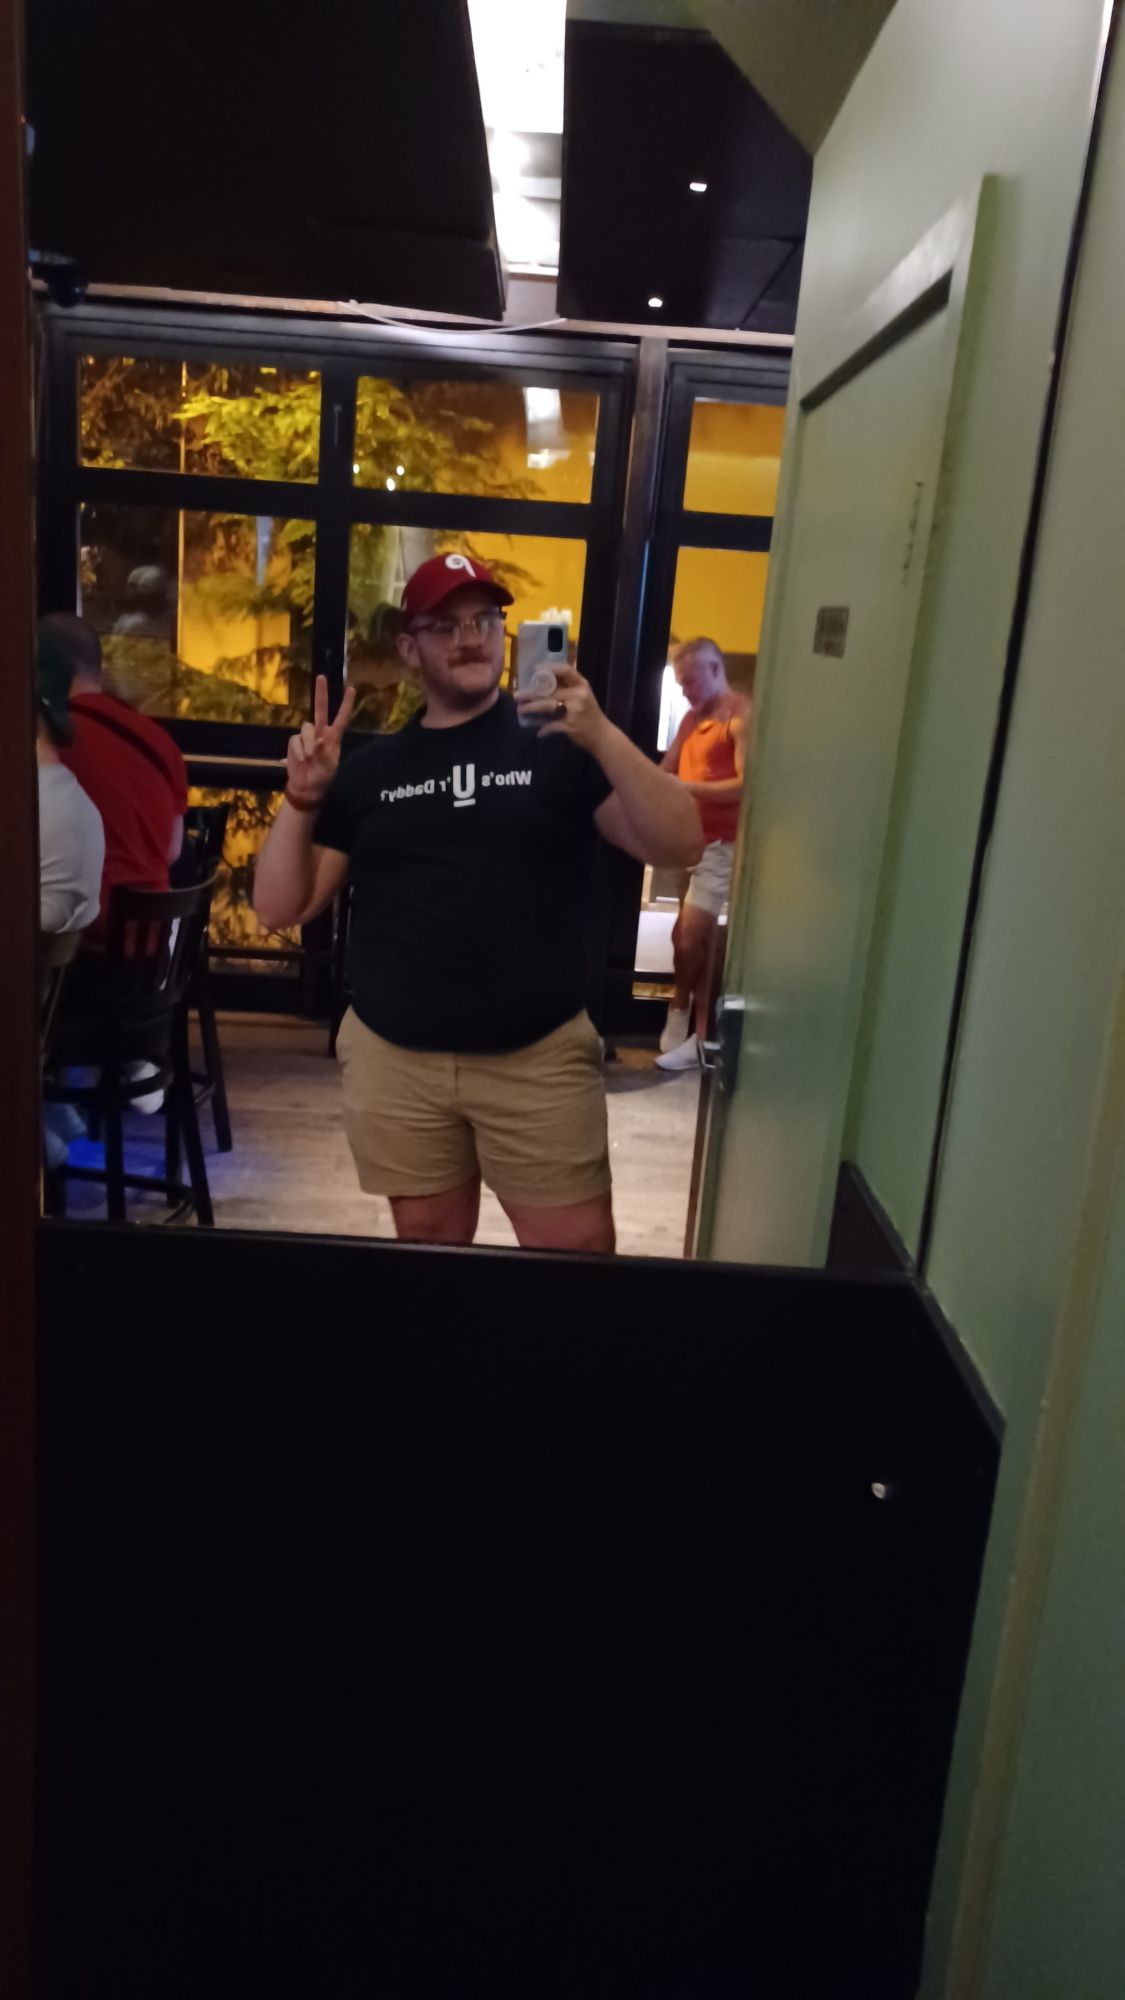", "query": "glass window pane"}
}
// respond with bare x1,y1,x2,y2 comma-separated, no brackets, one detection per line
187,786,300,962
634,544,768,980
79,356,321,482
668,545,769,696
353,378,599,503
345,526,587,733
79,503,314,726
682,400,785,516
